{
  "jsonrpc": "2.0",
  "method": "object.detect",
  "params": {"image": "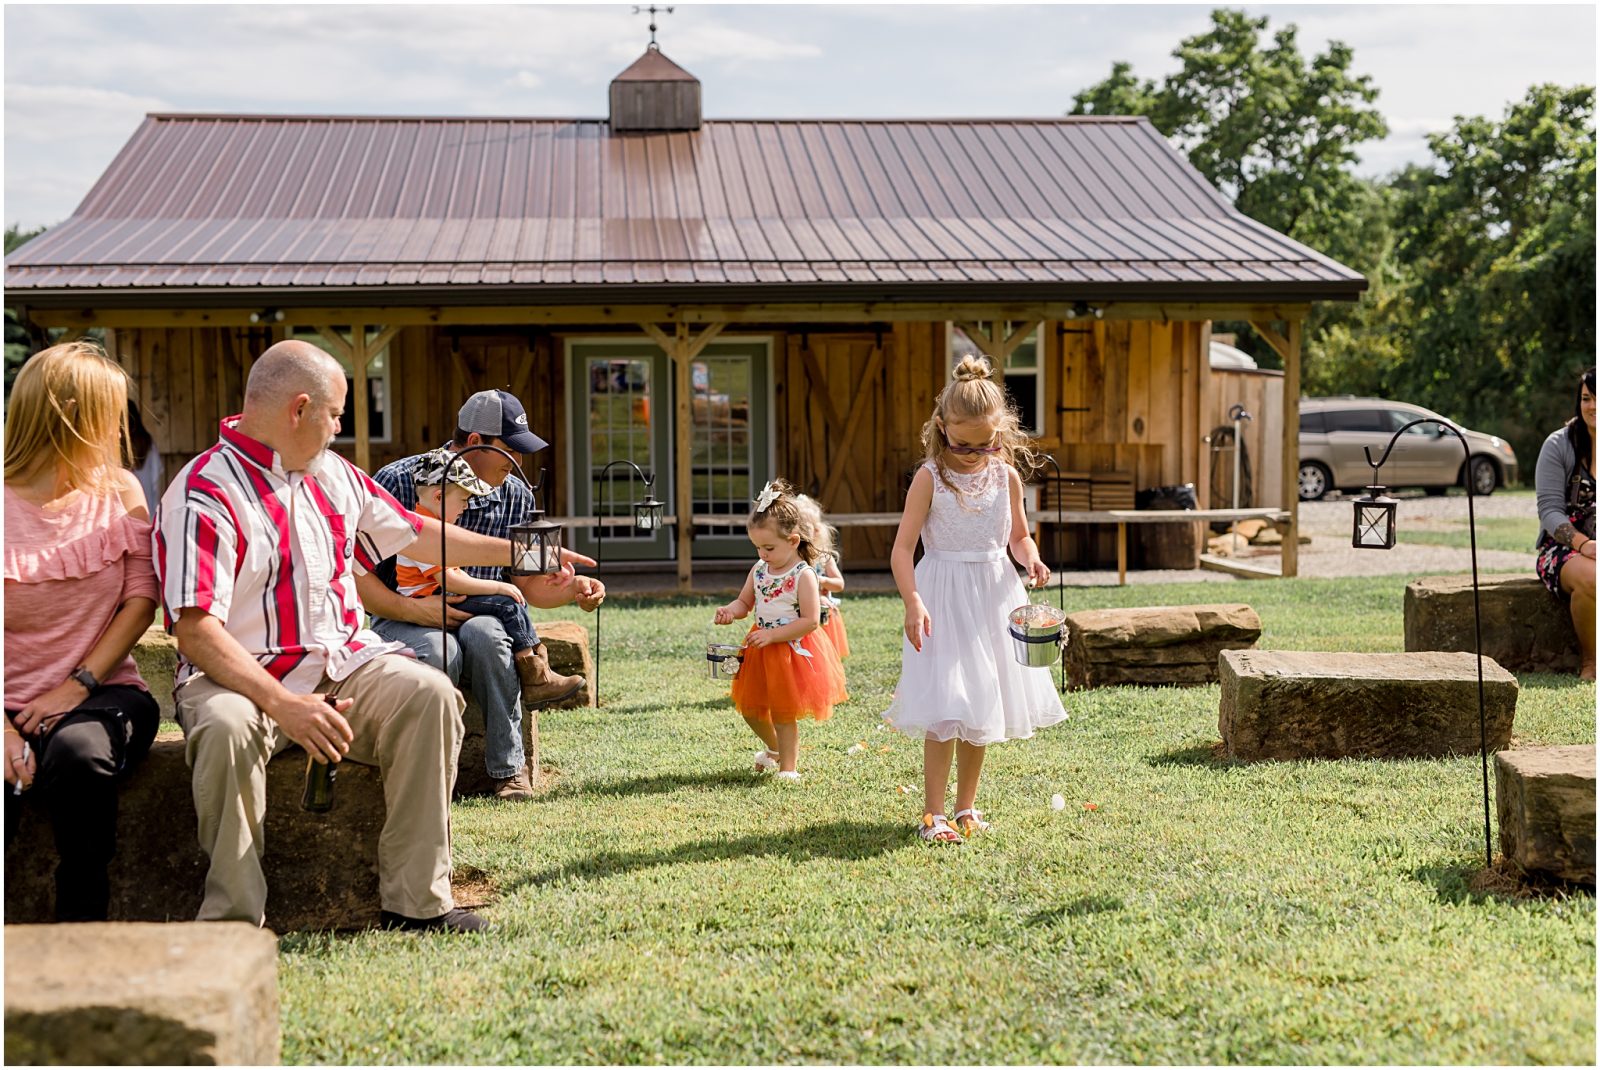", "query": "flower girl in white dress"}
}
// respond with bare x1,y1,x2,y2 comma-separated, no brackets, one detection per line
883,355,1068,842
